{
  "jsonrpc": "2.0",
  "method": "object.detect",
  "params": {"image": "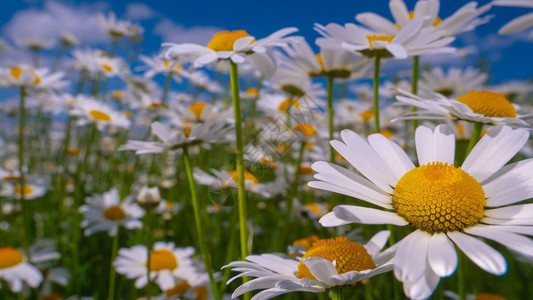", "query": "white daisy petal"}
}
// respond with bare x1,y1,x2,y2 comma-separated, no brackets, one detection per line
462,126,529,182
465,226,533,259
402,265,440,300
364,230,391,258
483,159,533,207
302,257,337,286
447,231,507,275
333,205,408,226
428,233,457,277
394,230,432,282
